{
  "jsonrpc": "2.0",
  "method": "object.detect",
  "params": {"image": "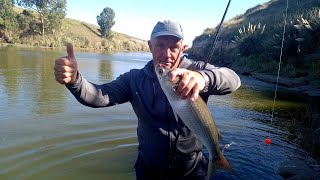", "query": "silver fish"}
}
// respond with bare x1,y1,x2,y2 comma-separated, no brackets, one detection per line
155,64,232,178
